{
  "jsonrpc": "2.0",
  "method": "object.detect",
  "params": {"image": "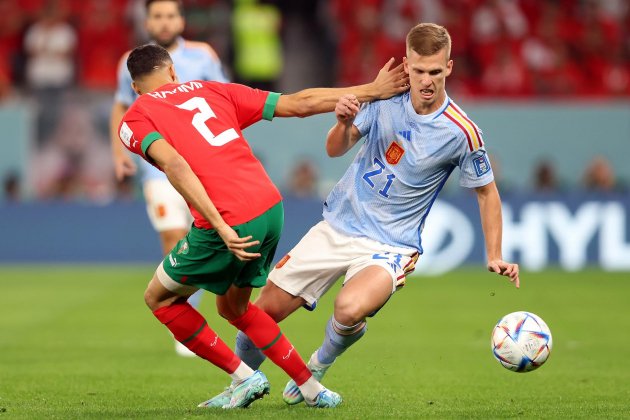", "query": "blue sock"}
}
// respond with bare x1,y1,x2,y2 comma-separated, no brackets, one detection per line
186,289,203,309
316,316,367,365
235,330,266,370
